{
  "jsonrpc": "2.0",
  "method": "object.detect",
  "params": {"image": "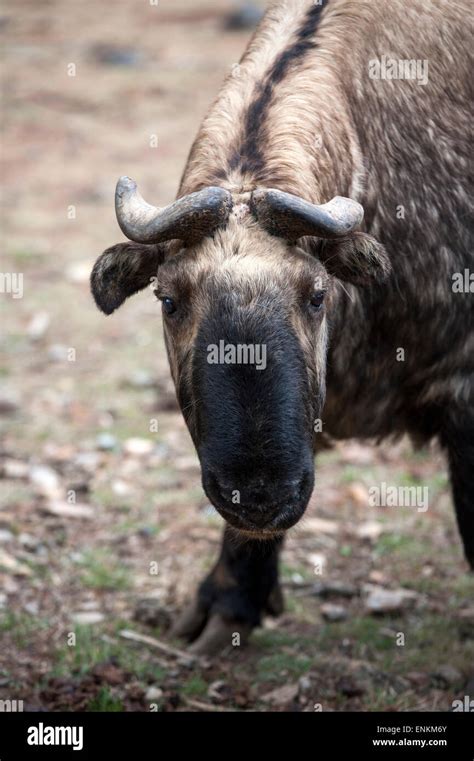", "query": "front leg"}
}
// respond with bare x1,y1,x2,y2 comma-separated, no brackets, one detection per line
442,416,474,570
172,527,283,655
